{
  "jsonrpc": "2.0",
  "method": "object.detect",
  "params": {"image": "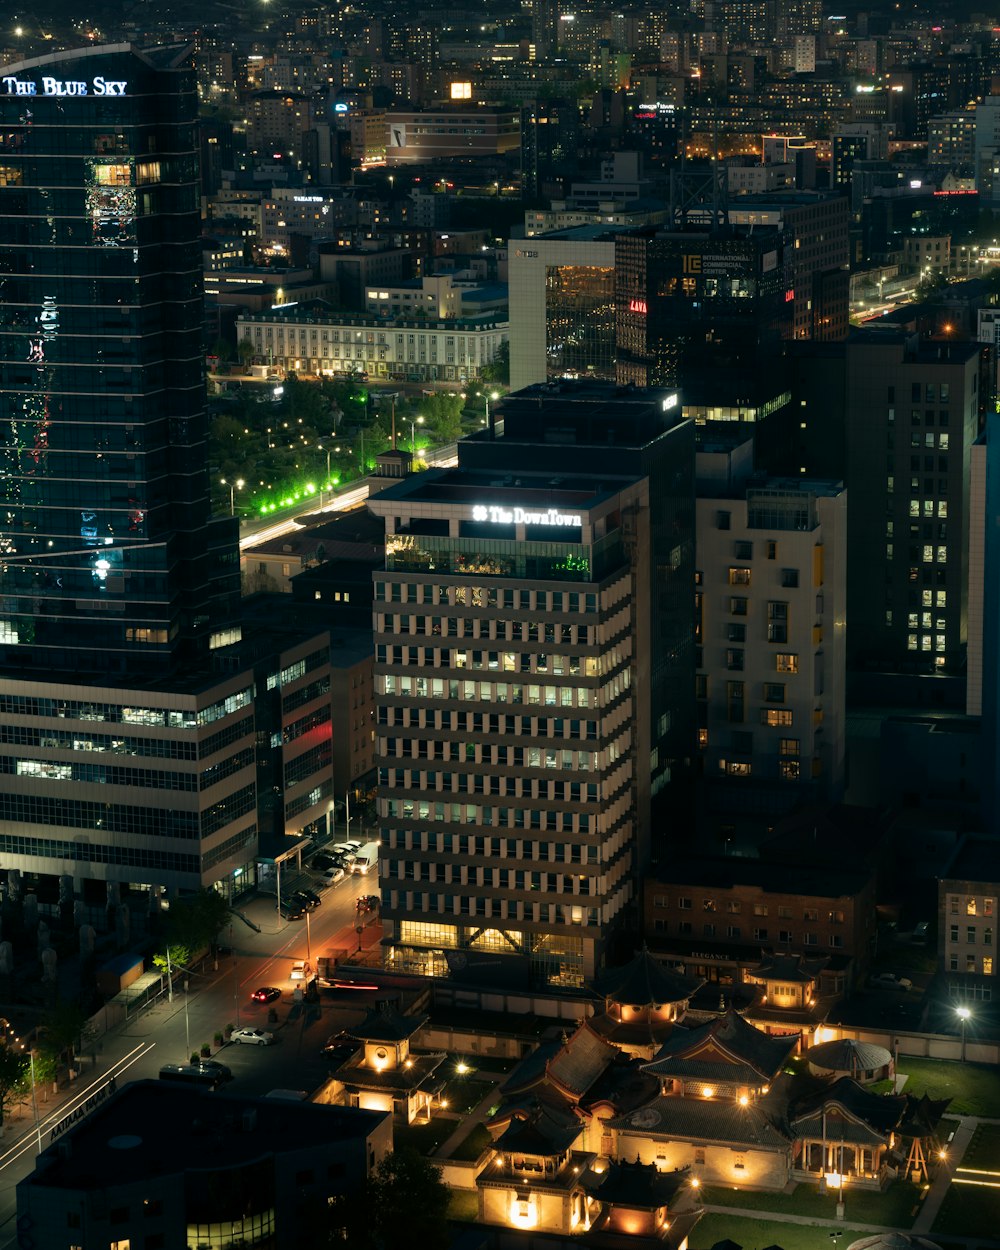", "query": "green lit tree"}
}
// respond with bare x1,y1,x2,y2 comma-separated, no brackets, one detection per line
0,1048,28,1134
